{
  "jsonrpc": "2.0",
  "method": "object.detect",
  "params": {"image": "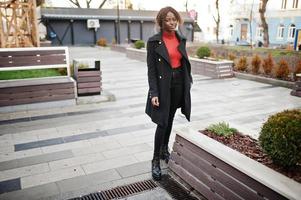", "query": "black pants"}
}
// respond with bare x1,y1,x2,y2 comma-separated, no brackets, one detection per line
153,68,184,157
